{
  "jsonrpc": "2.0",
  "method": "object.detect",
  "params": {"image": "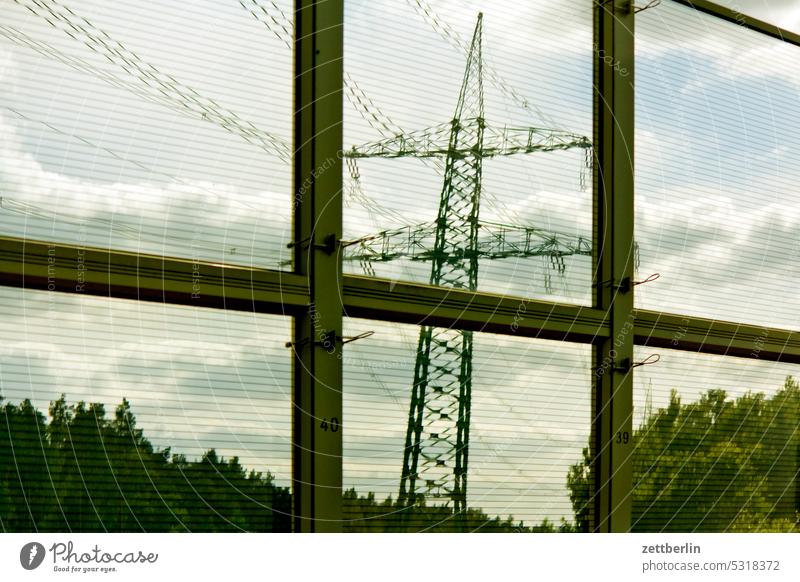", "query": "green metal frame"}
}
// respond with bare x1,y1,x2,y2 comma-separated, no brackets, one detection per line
4,237,799,363
0,0,796,533
671,0,800,47
592,0,635,532
292,0,345,532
